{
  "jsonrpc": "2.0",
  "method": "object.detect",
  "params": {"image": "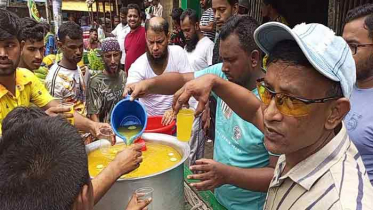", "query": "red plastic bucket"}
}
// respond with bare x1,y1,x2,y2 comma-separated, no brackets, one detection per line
144,116,176,135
